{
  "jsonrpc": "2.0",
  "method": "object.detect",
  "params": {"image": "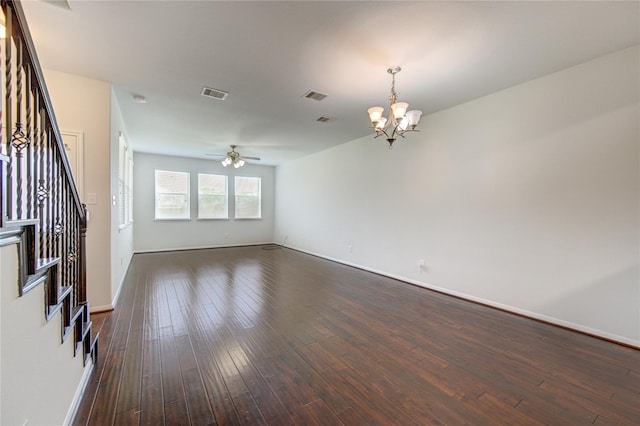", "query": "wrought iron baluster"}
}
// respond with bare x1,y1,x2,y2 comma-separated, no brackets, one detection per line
25,59,33,218
12,35,25,218
4,5,13,219
60,182,67,290
53,150,61,259
46,126,53,259
34,94,42,258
